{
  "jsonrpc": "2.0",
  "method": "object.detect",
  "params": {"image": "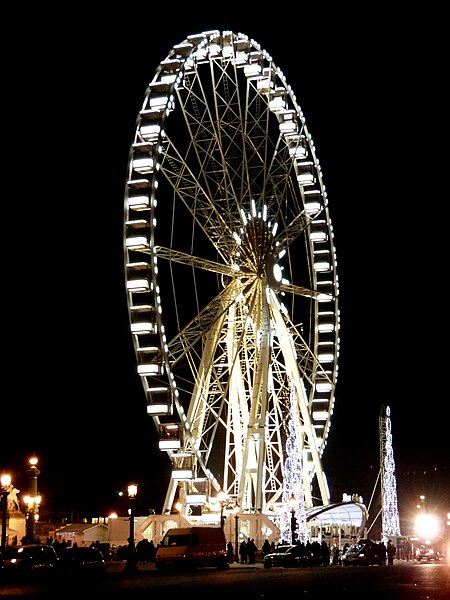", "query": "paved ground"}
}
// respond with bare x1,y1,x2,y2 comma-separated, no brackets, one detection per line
107,559,264,572
107,558,422,572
